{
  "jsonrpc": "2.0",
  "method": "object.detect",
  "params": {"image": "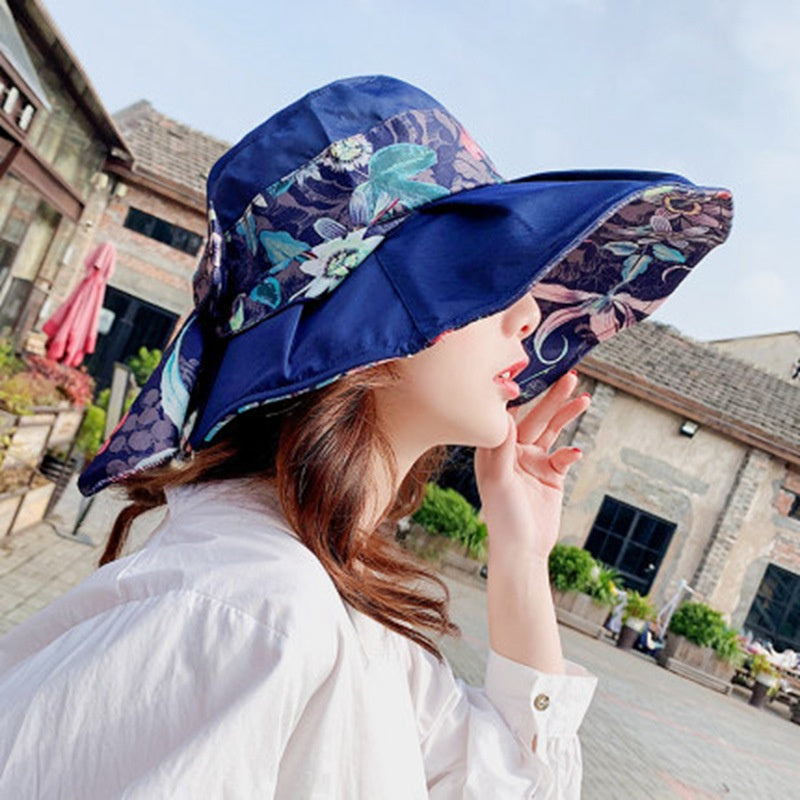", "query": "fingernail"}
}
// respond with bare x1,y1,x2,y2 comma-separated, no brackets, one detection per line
571,447,583,457
580,392,591,399
569,369,578,376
